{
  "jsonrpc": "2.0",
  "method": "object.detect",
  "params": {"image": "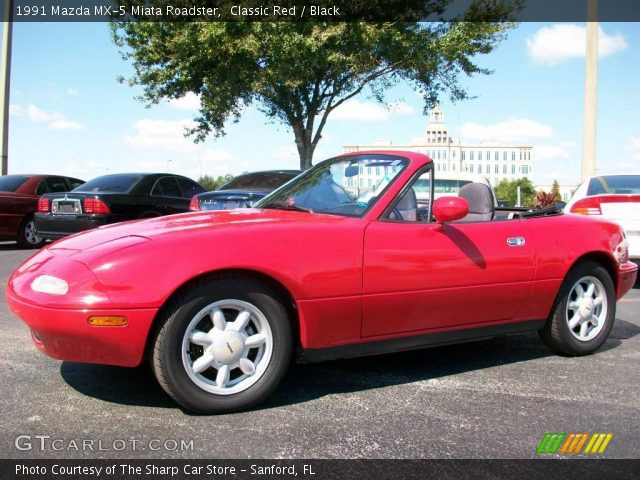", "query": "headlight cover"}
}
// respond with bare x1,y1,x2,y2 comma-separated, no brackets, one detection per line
30,275,69,296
